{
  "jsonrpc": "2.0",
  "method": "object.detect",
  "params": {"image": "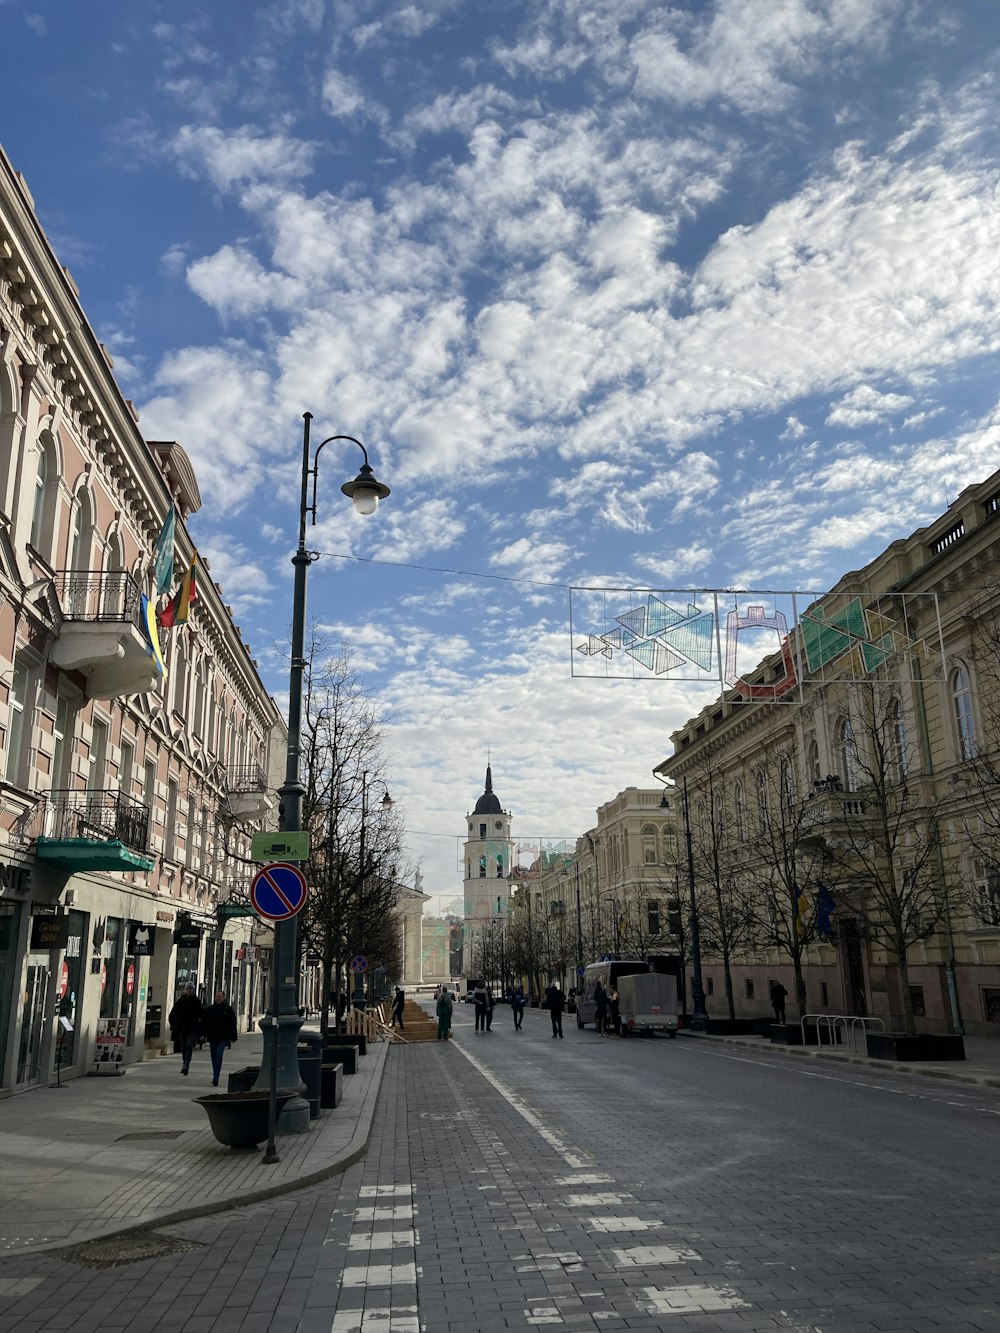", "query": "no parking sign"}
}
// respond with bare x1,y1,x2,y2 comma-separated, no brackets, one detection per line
250,863,309,921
